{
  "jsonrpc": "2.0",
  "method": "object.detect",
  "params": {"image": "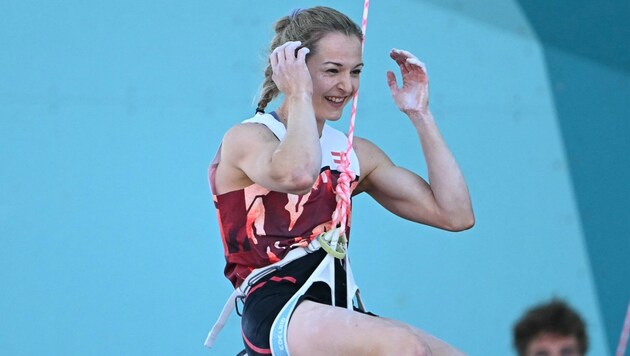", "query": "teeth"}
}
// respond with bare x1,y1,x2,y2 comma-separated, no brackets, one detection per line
326,96,345,103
